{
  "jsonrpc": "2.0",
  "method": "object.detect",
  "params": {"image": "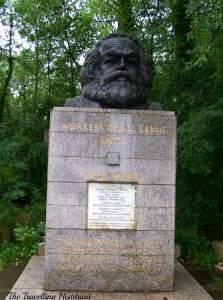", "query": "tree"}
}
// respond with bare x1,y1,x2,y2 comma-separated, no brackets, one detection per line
116,0,135,33
0,1,15,122
0,0,222,267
